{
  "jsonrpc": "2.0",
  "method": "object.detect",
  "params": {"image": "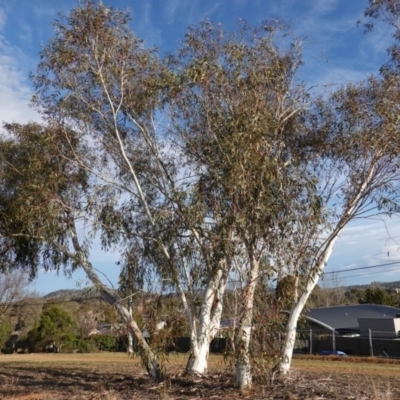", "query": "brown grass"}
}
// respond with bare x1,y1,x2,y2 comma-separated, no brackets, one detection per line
296,354,400,364
1,352,400,399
